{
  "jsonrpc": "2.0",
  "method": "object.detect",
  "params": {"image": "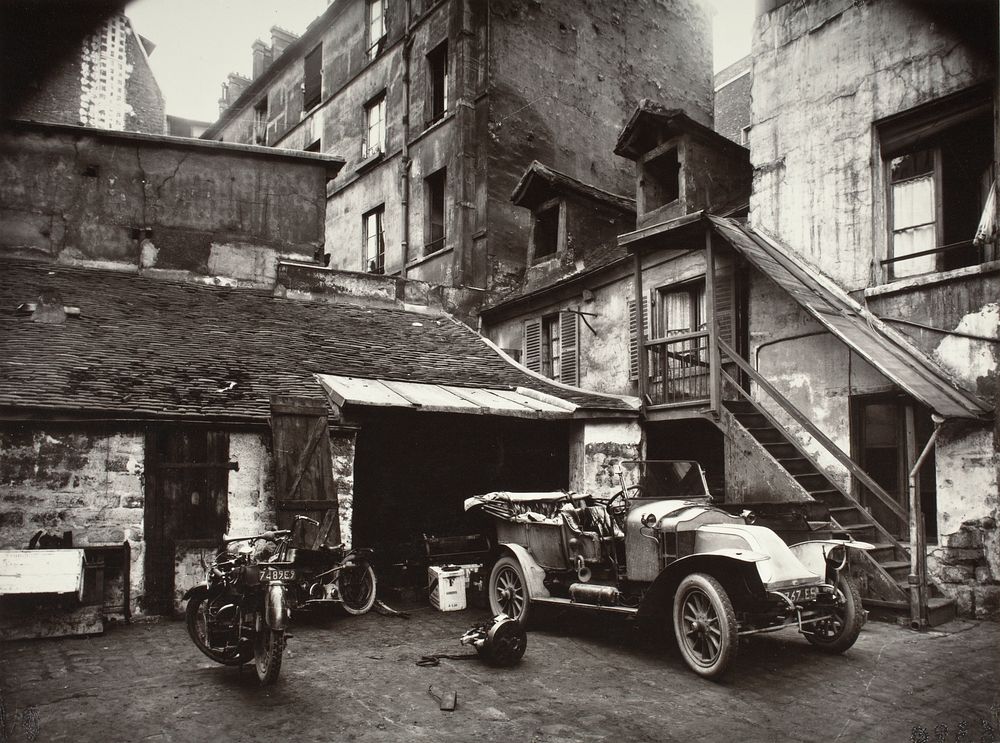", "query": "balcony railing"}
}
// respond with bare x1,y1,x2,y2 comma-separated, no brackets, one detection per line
644,330,711,407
